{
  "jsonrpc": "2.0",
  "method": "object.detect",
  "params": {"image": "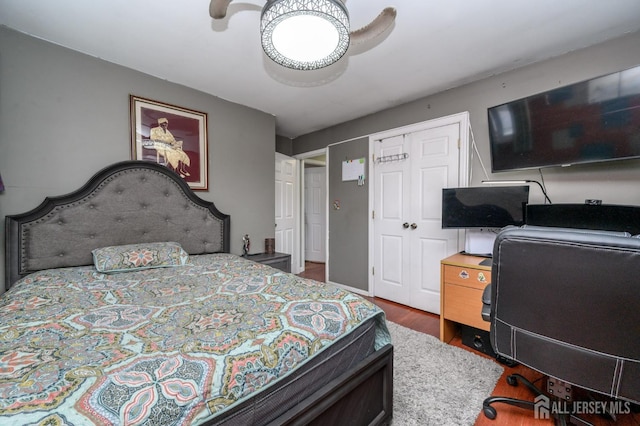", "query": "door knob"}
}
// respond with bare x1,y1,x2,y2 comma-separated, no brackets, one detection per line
403,222,410,229
410,223,417,229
